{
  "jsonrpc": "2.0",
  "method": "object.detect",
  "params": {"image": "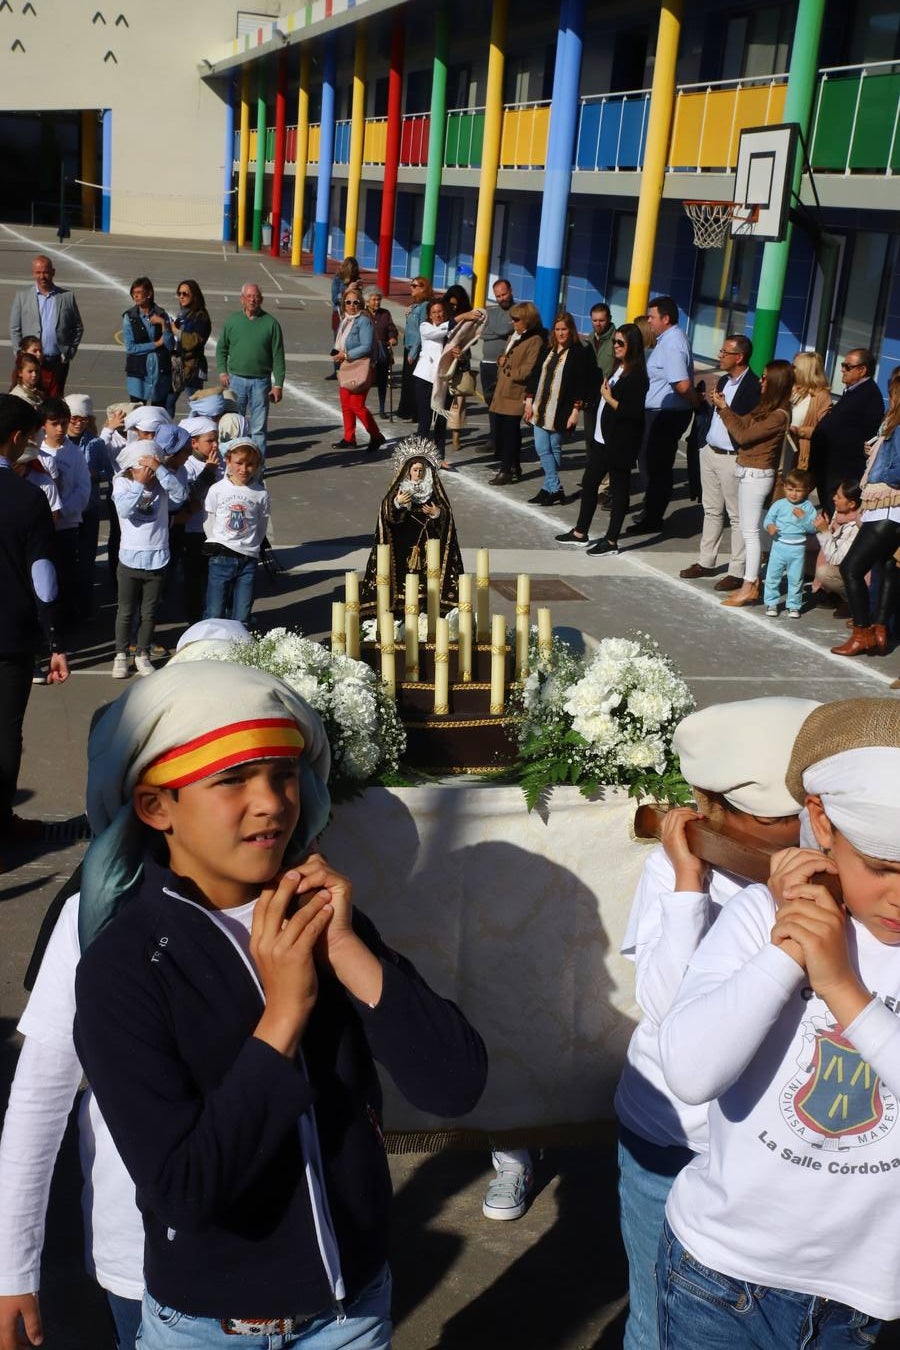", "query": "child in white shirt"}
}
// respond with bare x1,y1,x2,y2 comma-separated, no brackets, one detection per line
658,699,900,1347
203,438,269,625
